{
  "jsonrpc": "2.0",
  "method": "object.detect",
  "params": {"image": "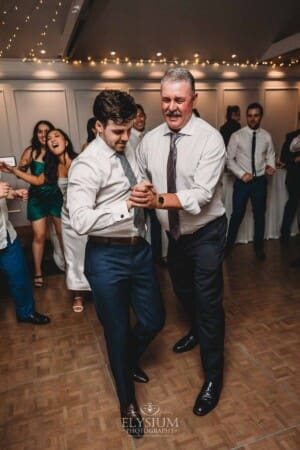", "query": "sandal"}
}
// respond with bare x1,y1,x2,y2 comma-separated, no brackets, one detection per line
33,274,44,288
72,296,84,313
